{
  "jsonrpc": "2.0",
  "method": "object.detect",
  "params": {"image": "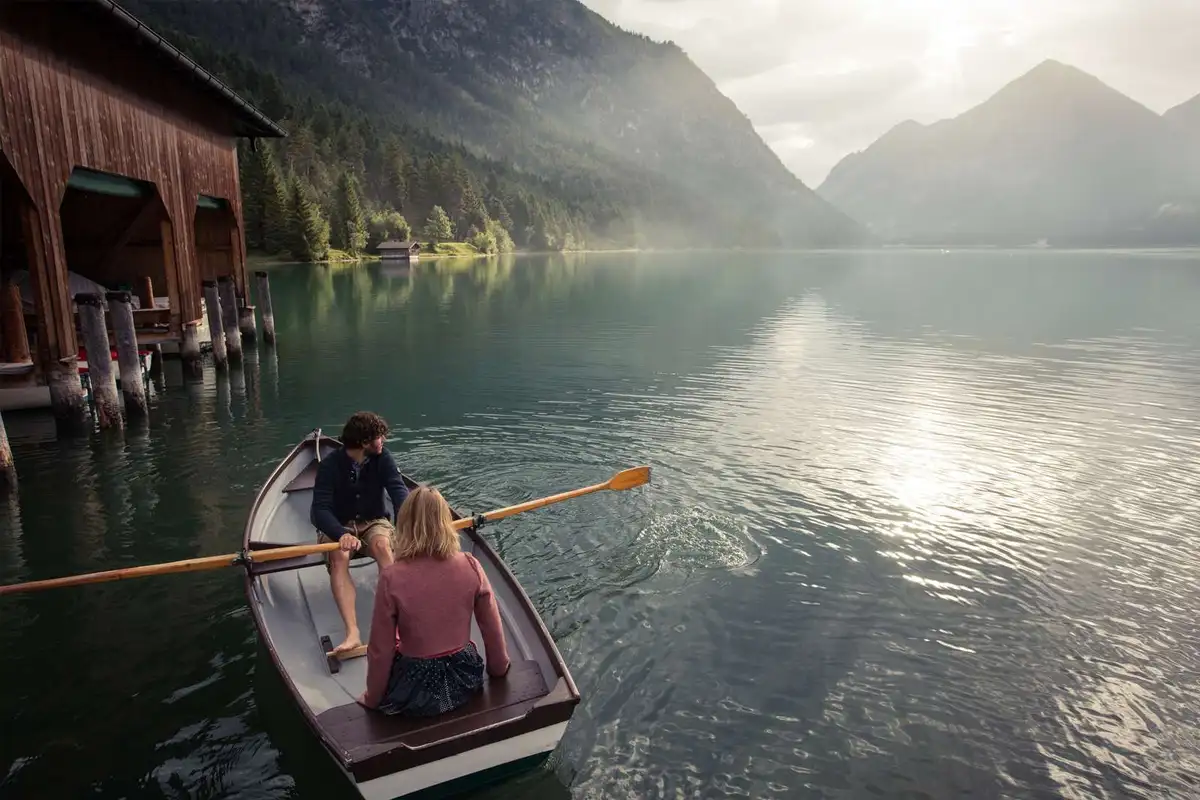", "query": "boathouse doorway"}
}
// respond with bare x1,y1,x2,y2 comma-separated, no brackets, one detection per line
58,165,177,315
0,152,36,390
194,197,242,285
